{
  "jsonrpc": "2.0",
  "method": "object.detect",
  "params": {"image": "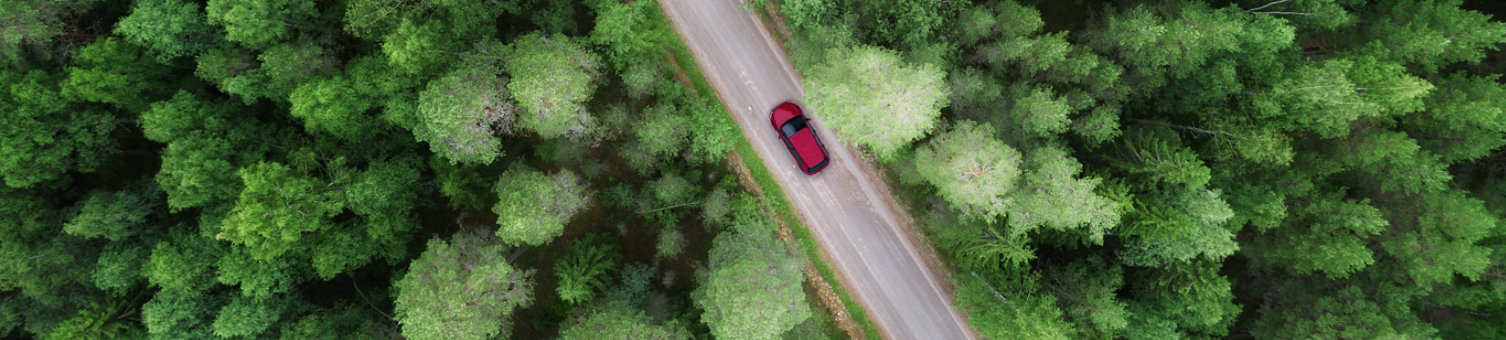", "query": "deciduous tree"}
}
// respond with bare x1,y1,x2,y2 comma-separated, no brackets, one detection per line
393,233,532,340
492,165,589,246
414,47,513,164
115,0,223,62
505,33,603,140
913,120,1022,220
693,217,810,339
805,45,949,160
